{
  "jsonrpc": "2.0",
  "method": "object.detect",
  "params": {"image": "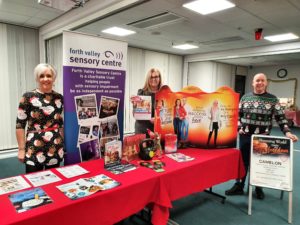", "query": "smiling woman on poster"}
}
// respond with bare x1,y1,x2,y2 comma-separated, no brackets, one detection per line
16,63,64,173
155,99,166,134
173,98,187,148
